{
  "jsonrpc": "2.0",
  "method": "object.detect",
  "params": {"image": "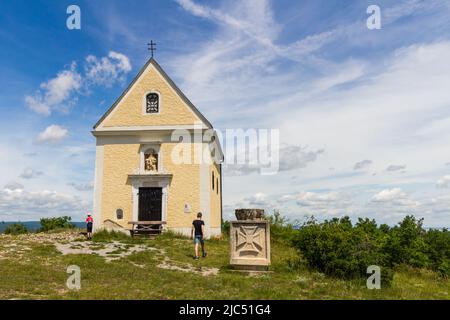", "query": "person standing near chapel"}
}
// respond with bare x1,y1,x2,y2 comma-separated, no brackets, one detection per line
86,213,93,240
191,212,207,260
